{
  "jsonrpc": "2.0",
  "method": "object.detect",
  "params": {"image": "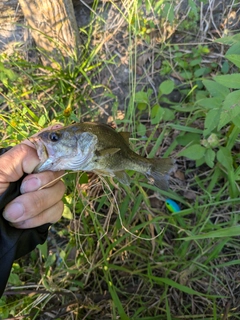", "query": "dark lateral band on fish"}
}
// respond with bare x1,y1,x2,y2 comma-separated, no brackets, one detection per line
30,122,175,191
